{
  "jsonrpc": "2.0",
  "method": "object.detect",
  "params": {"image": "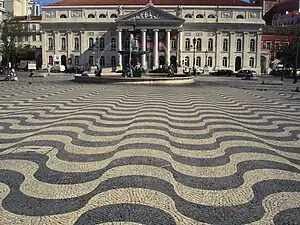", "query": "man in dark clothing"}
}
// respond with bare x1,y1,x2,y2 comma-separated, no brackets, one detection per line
293,69,298,84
